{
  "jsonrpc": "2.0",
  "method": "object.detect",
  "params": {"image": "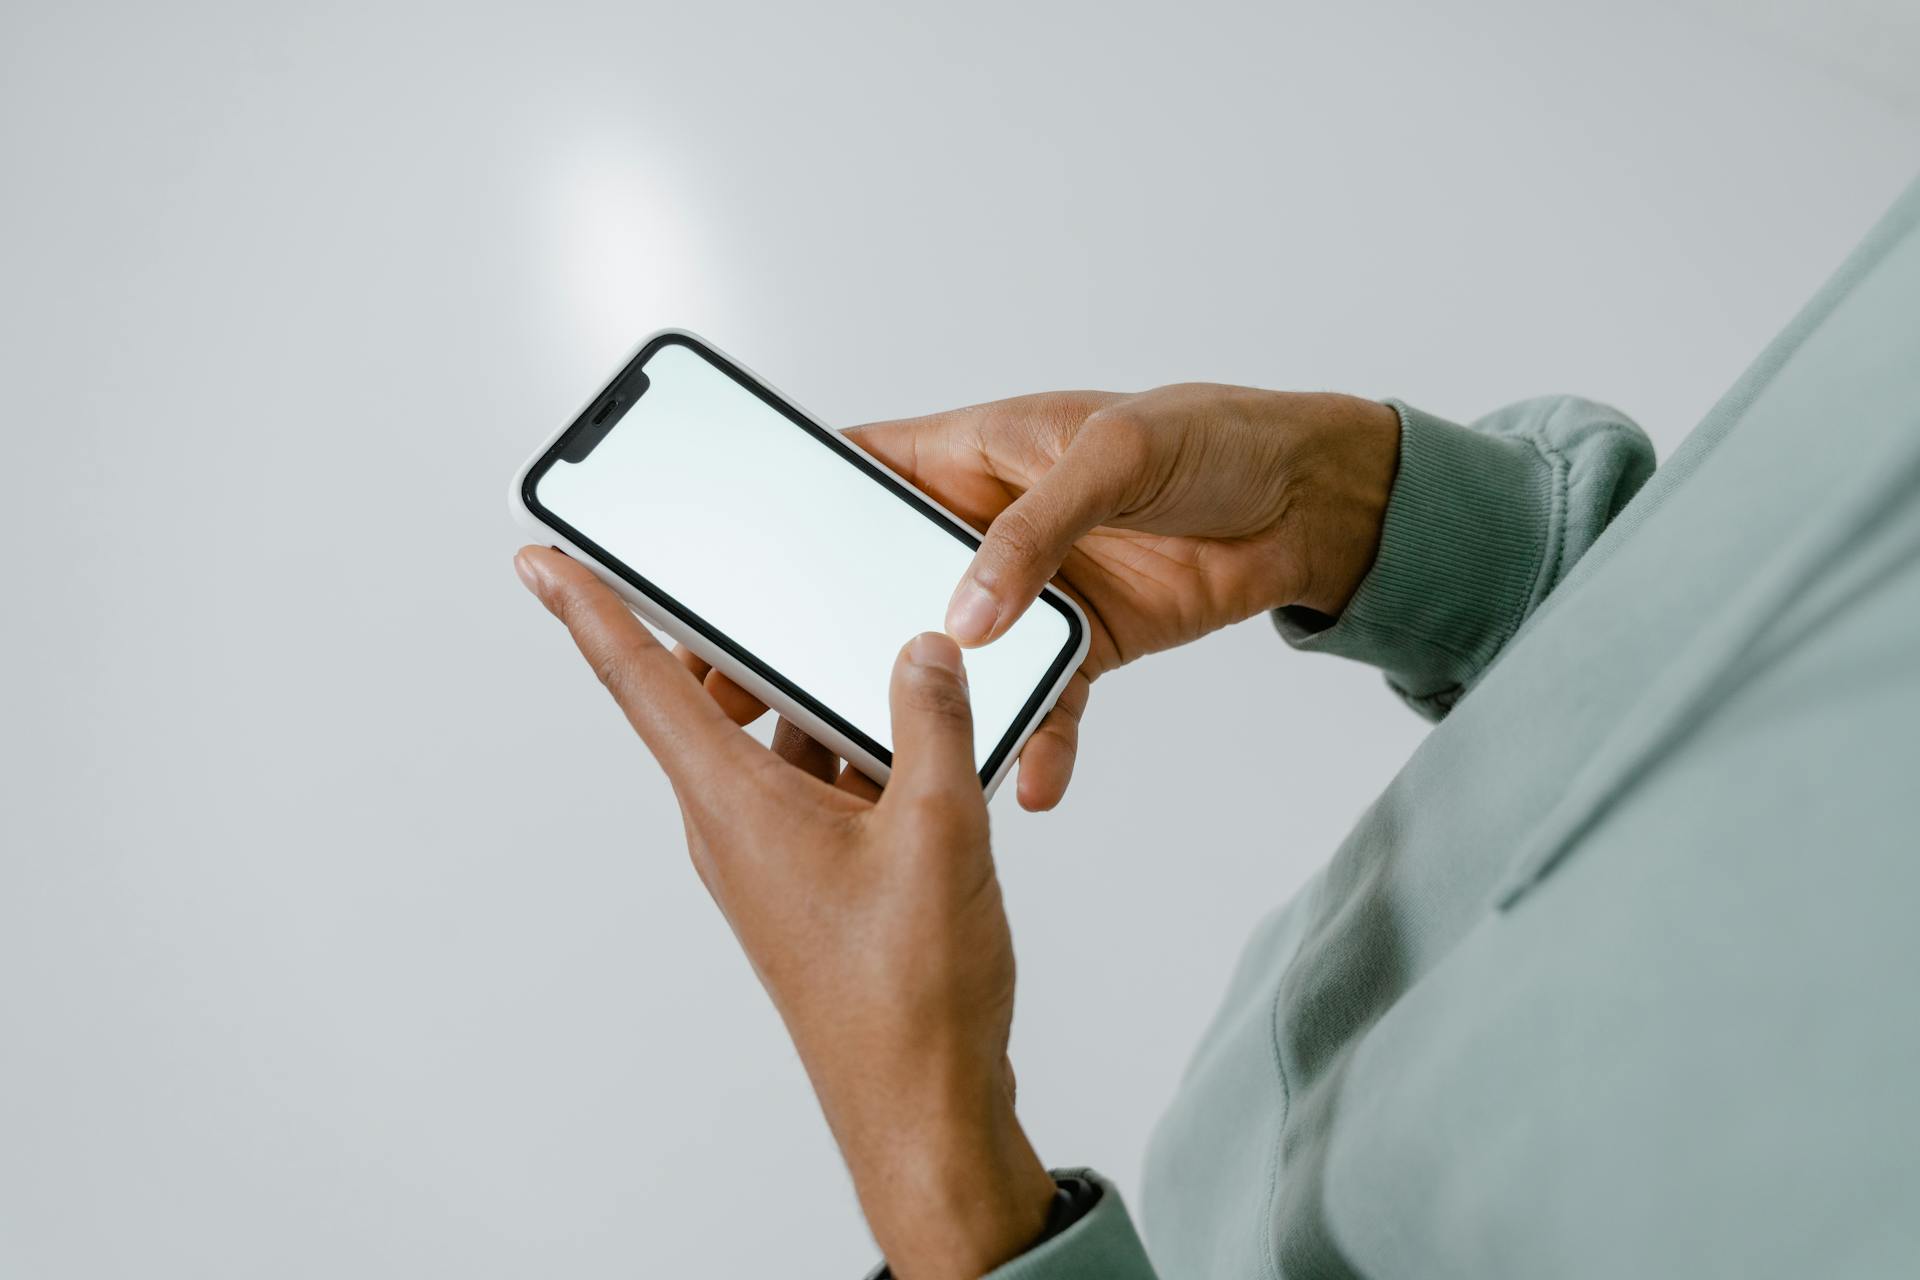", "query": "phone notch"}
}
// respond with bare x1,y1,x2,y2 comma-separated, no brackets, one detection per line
559,367,651,463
